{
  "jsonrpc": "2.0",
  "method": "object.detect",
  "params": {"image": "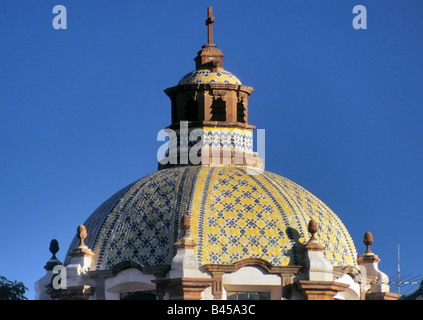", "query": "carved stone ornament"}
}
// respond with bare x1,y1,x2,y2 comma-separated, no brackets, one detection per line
181,214,191,238
238,92,248,103
77,225,88,247
363,231,373,254
308,219,318,241
211,90,226,98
